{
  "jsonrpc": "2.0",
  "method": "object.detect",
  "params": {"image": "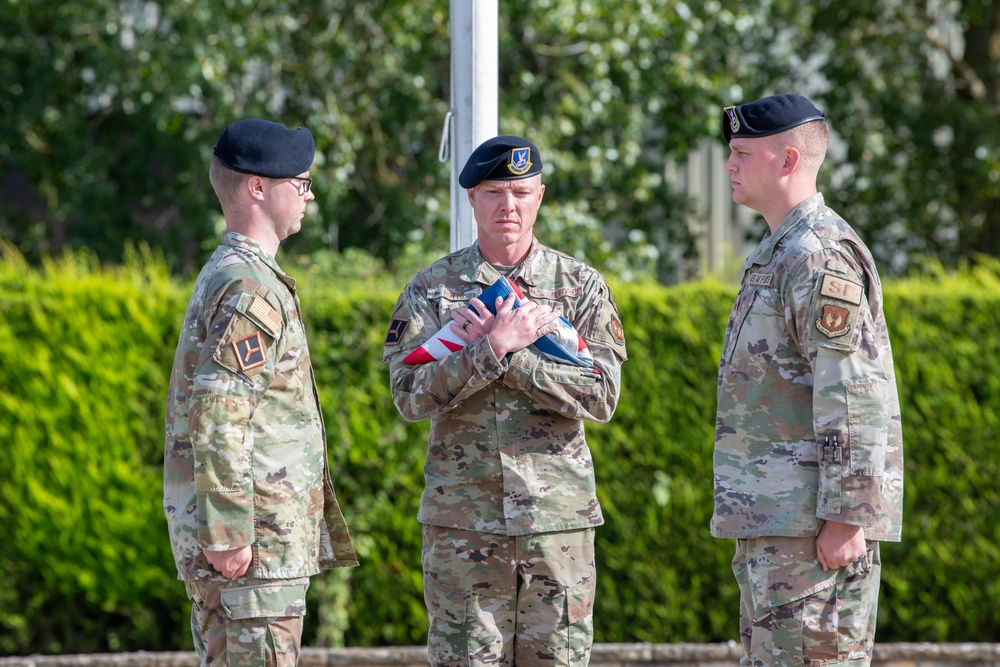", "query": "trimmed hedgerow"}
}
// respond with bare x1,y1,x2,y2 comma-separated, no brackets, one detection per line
1,247,998,655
